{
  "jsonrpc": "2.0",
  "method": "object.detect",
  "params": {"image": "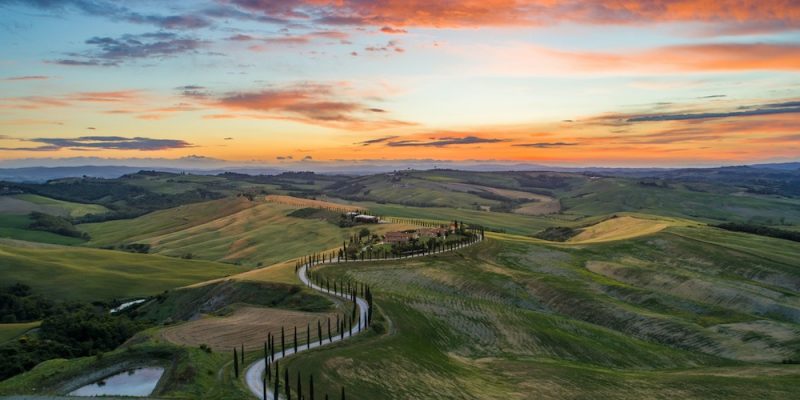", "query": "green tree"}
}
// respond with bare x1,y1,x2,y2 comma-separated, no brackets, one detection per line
233,348,239,378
